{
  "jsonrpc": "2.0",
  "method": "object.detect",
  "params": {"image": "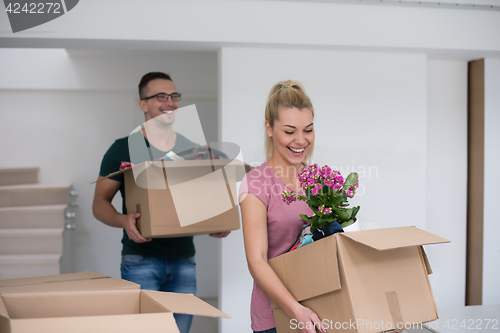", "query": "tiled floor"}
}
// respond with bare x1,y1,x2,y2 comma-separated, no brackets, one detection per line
190,297,219,333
